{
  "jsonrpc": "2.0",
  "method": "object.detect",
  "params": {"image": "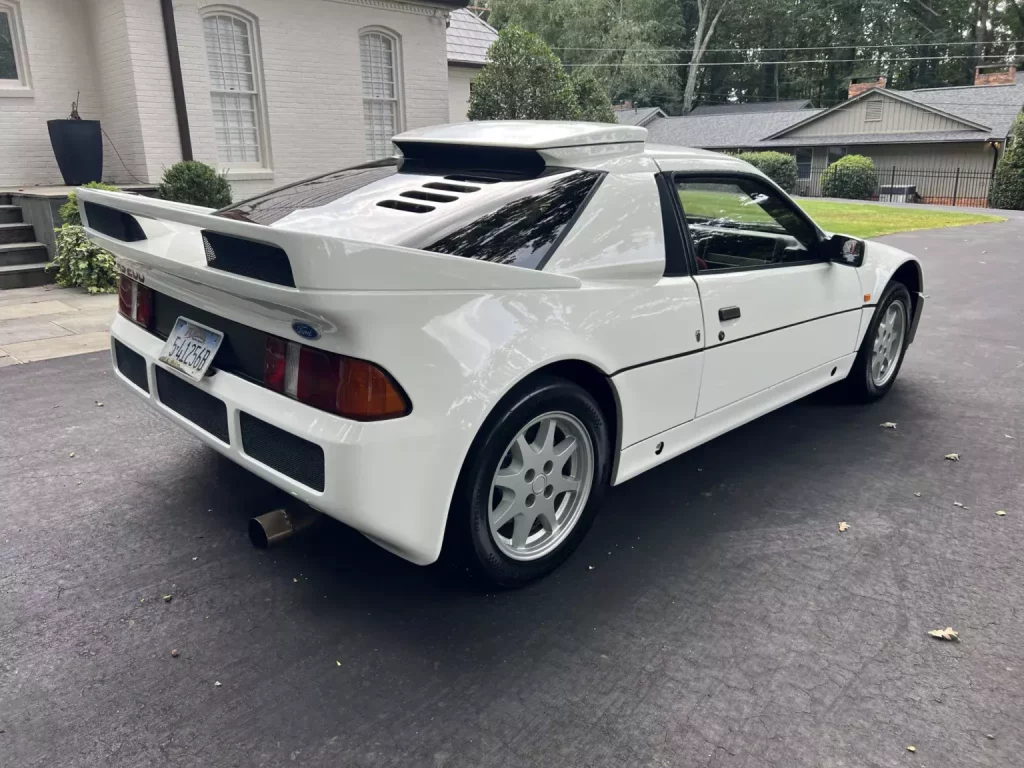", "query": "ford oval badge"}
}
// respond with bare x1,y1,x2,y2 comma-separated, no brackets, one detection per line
291,321,321,341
